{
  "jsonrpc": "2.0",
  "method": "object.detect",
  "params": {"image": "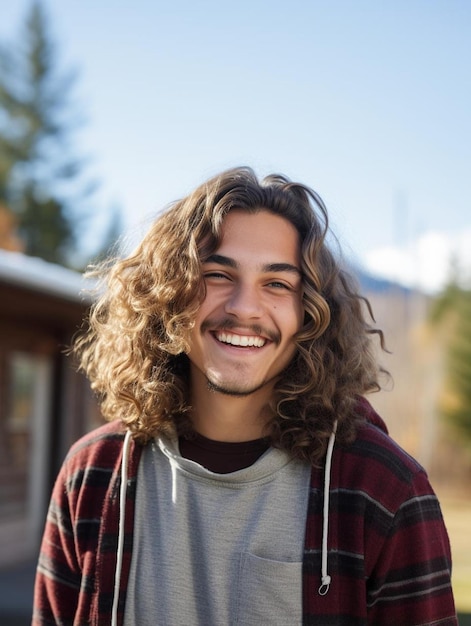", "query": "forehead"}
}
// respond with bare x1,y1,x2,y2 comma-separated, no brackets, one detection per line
216,210,301,262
